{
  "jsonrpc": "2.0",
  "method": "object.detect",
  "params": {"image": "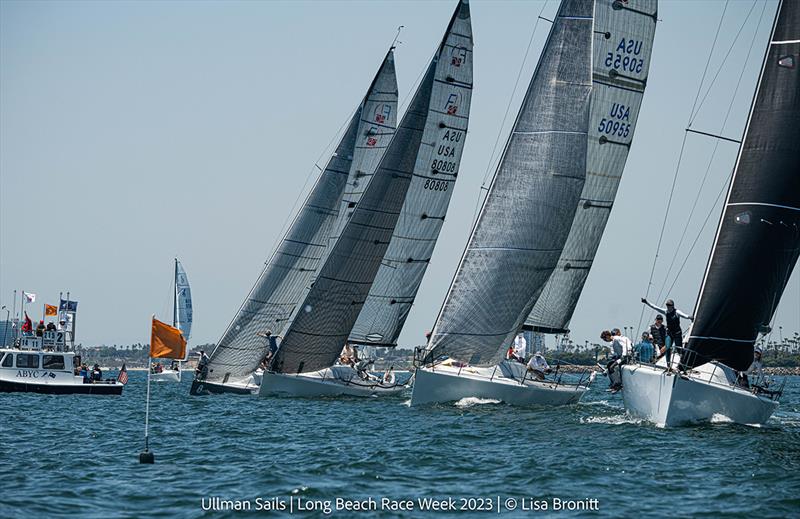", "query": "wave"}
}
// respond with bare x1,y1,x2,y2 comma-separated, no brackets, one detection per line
454,397,502,408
